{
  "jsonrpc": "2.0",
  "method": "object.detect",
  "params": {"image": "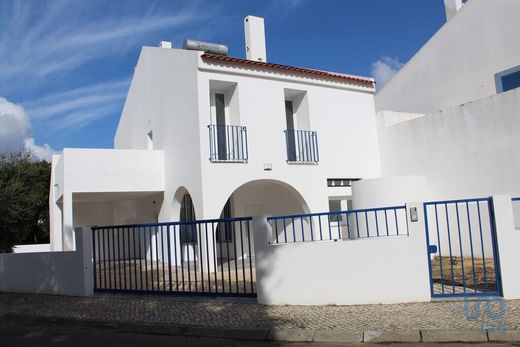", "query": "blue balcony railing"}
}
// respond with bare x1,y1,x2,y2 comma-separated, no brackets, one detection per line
284,129,319,164
208,125,248,163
